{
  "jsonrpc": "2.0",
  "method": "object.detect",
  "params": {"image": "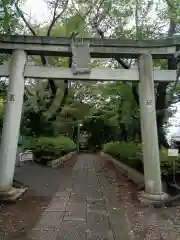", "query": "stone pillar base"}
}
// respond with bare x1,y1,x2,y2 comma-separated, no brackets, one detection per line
138,190,169,205
0,187,27,201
